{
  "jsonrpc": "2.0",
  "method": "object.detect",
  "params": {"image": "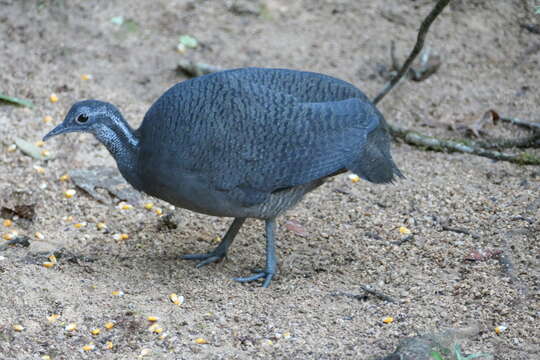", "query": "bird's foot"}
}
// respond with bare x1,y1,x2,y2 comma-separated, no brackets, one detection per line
181,251,226,268
234,269,275,288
